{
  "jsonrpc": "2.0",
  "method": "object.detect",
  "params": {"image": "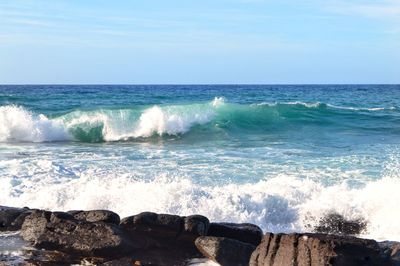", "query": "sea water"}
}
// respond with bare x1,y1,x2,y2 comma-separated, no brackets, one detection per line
1,85,400,241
